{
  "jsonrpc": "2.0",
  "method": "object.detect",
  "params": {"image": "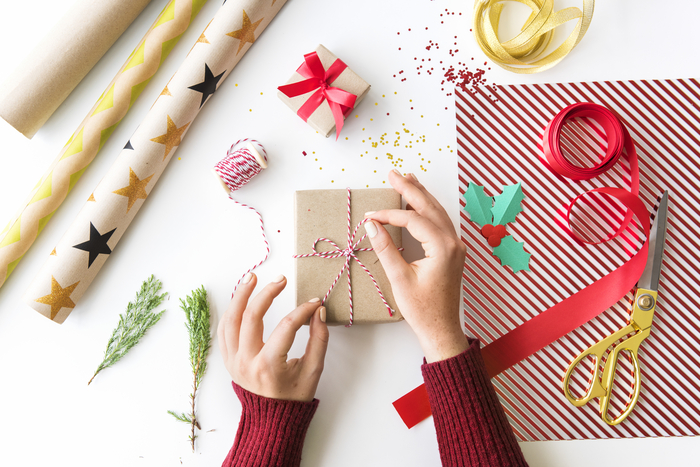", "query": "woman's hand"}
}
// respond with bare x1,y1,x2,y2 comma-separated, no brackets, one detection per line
364,170,468,363
217,273,329,402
